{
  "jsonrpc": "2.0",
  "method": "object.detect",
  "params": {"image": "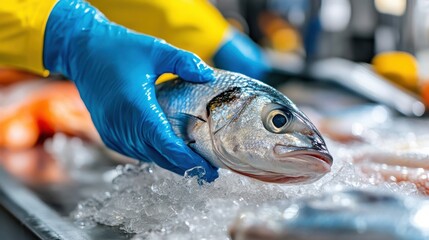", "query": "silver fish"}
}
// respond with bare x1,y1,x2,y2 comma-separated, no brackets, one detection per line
156,70,332,183
229,189,429,240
